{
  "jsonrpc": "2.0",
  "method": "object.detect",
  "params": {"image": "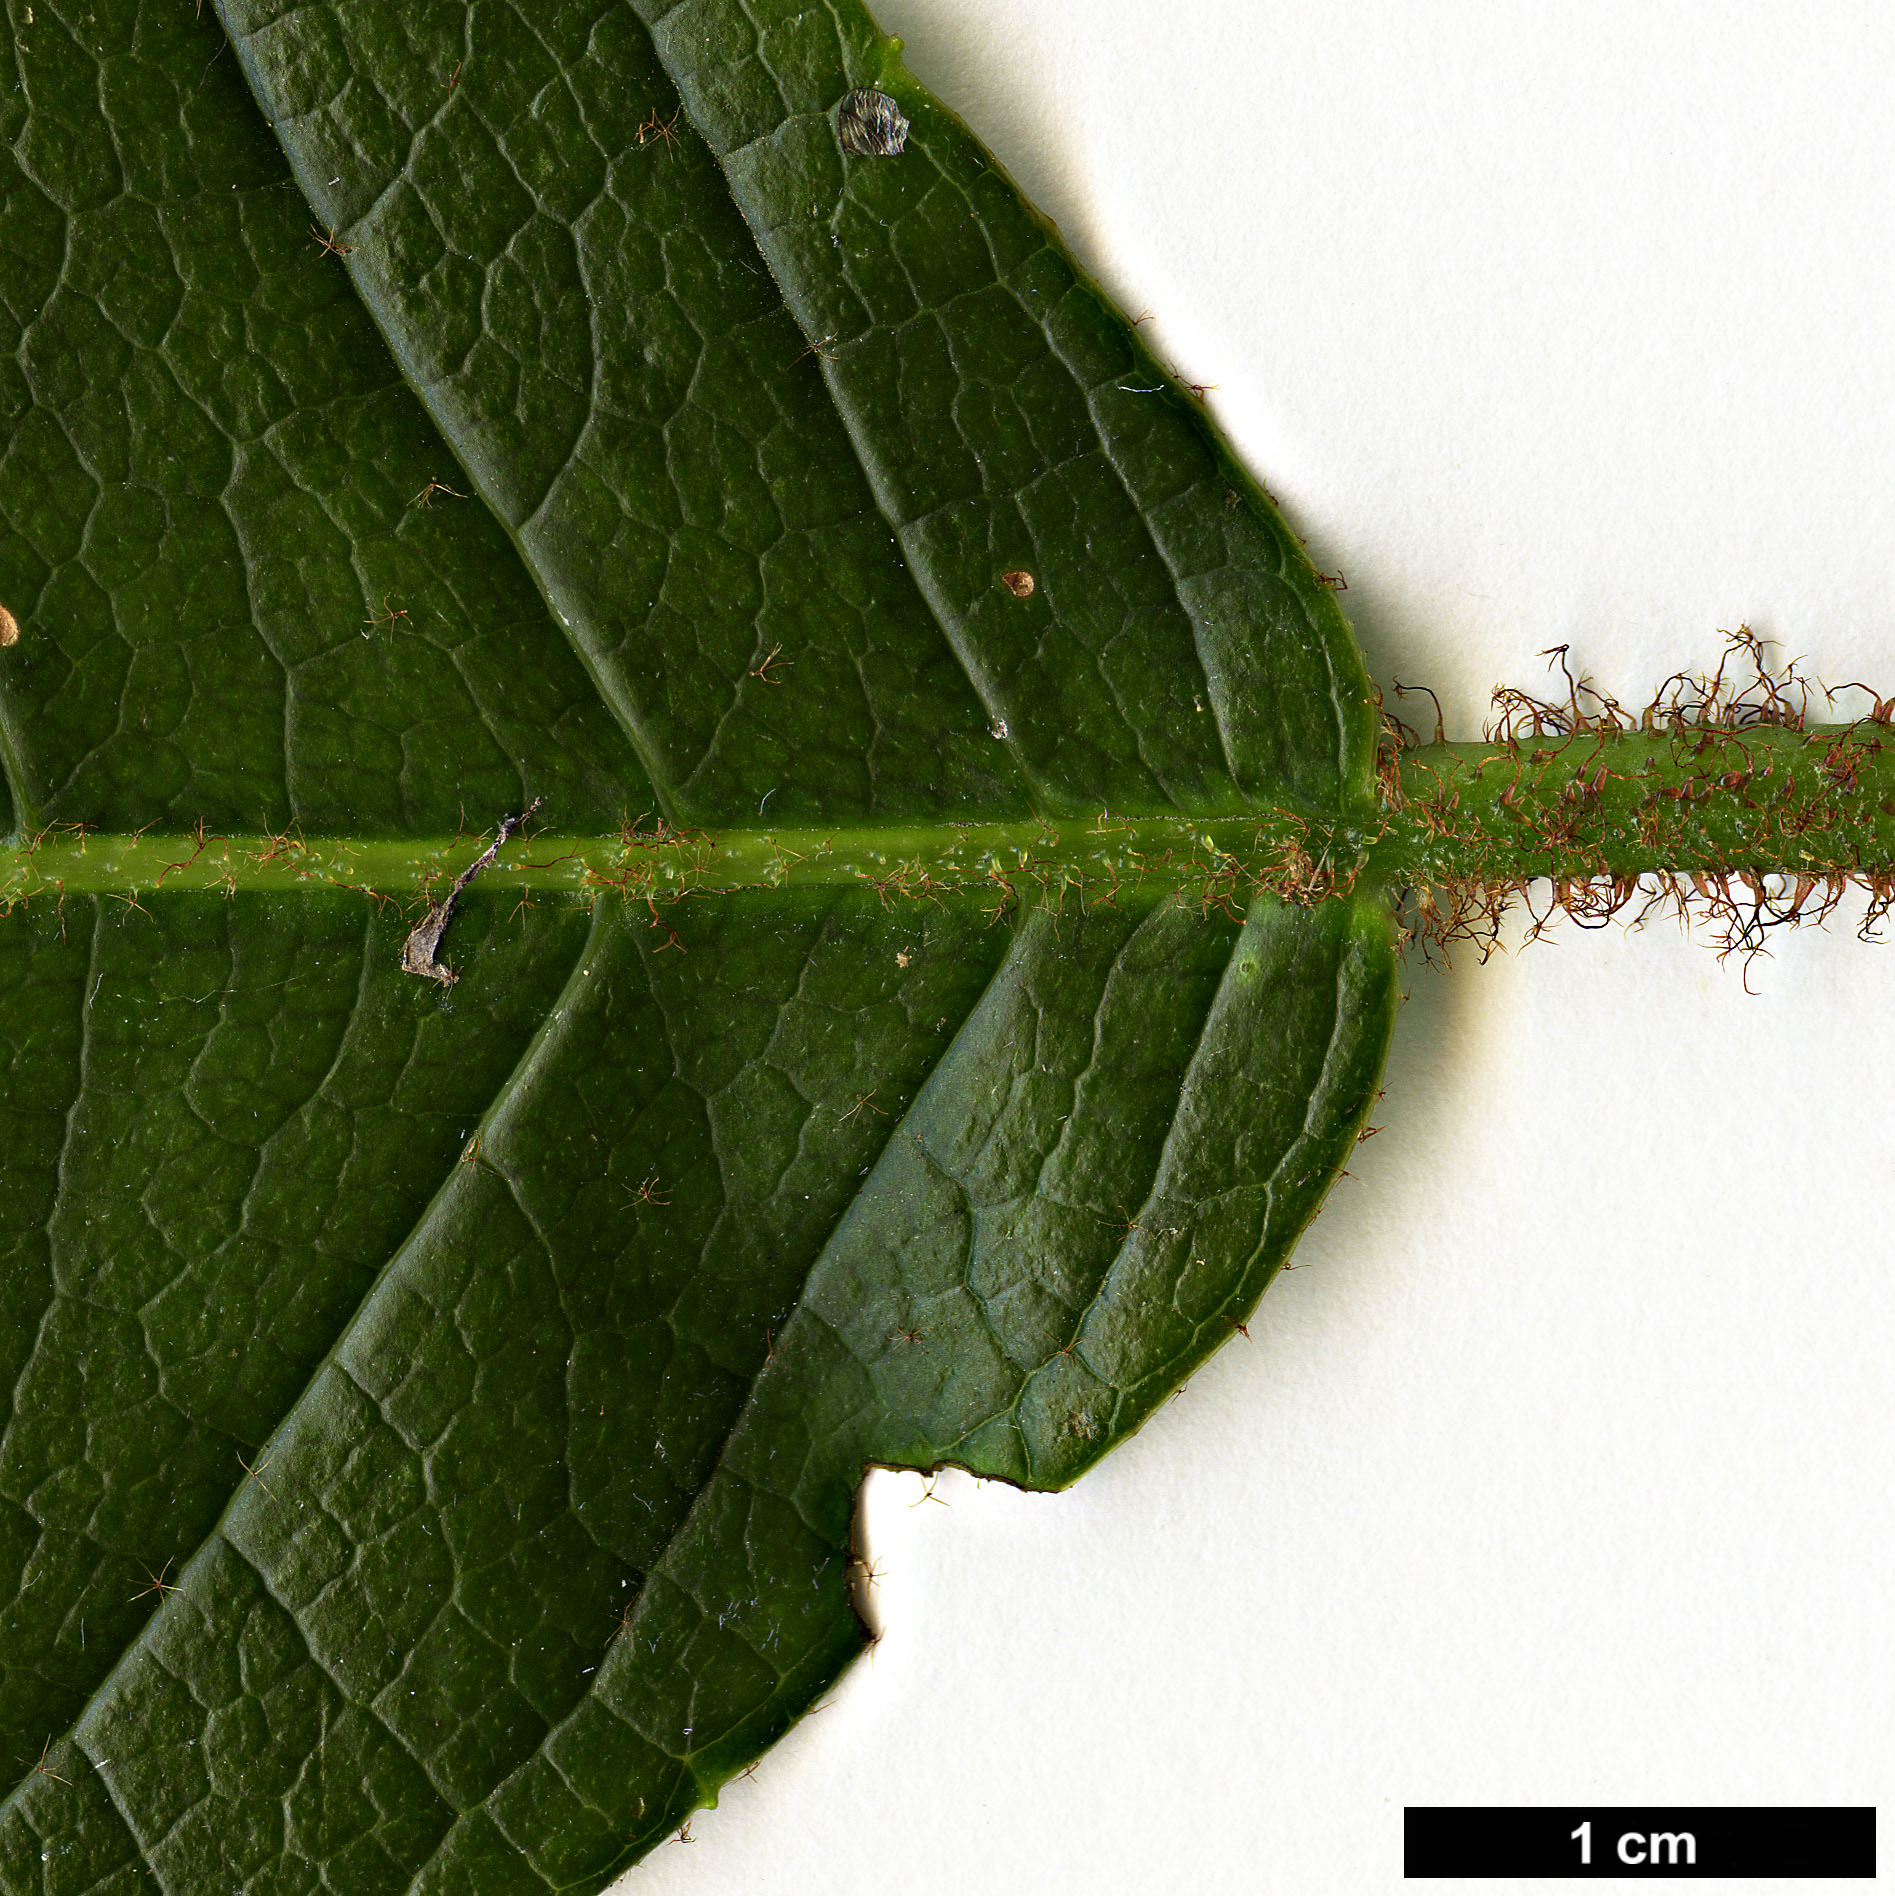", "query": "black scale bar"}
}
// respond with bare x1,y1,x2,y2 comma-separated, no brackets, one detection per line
1405,1807,1875,1878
